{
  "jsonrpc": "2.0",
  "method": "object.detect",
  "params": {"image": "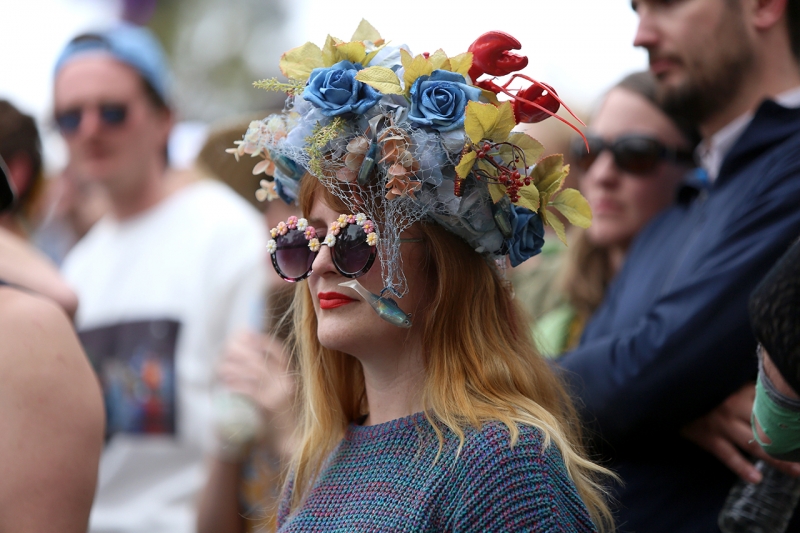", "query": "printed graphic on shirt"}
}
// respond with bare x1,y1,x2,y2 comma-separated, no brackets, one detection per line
79,319,181,438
